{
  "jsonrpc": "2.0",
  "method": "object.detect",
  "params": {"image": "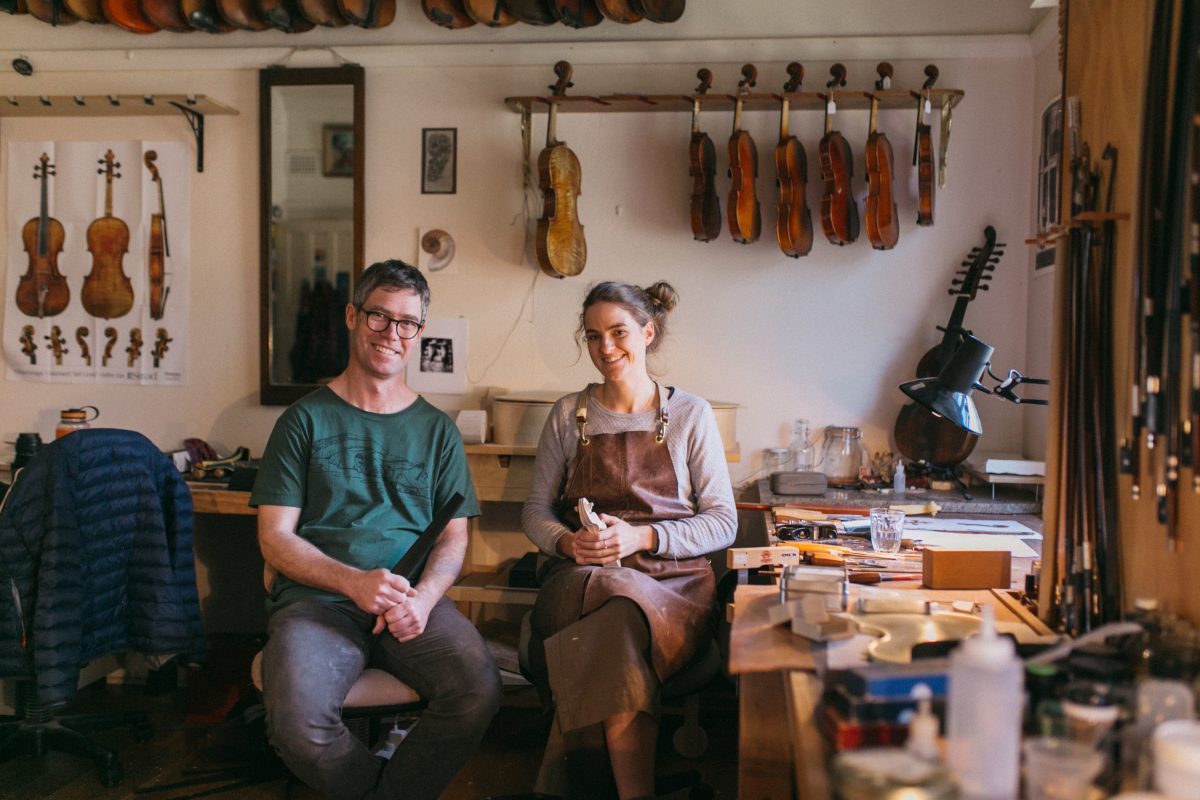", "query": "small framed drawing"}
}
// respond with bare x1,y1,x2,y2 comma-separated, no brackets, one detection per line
421,128,457,194
322,124,355,178
407,316,468,394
